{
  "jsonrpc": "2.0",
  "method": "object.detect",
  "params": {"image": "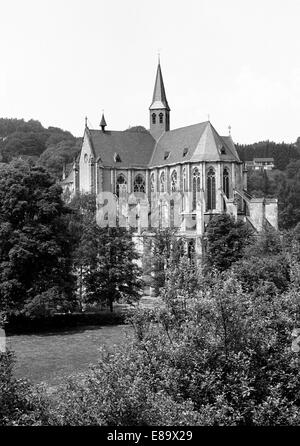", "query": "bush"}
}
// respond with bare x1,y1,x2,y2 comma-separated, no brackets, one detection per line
0,350,47,425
